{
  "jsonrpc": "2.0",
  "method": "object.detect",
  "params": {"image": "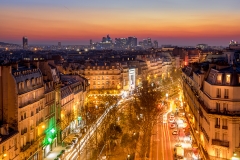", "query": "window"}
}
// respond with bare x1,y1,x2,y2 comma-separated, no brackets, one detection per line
216,103,220,112
223,133,228,141
33,92,36,99
32,78,35,85
215,148,220,158
215,132,220,139
26,80,30,87
222,119,228,129
14,138,17,150
215,118,220,128
217,74,222,83
216,88,221,98
226,74,230,84
224,89,229,98
18,83,21,90
223,103,228,112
